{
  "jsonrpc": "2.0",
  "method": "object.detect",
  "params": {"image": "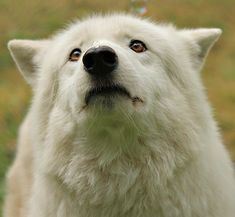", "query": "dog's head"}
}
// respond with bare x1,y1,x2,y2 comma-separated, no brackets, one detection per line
8,14,221,146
